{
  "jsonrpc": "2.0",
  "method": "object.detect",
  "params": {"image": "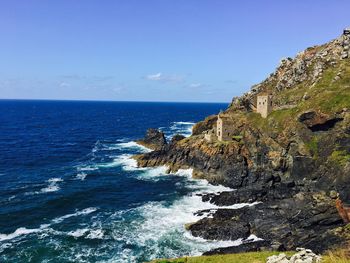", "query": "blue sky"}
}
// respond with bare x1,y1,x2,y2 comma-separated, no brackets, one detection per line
0,0,349,102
